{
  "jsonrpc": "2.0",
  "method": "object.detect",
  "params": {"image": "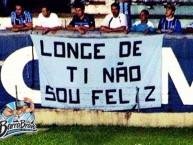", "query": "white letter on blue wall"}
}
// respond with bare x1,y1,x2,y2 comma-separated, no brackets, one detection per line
1,46,41,104
162,47,193,105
